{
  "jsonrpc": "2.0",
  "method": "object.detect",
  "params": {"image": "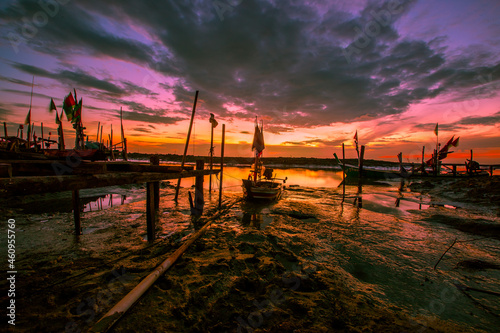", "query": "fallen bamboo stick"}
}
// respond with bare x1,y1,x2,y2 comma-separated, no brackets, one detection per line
433,237,457,270
90,198,239,332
